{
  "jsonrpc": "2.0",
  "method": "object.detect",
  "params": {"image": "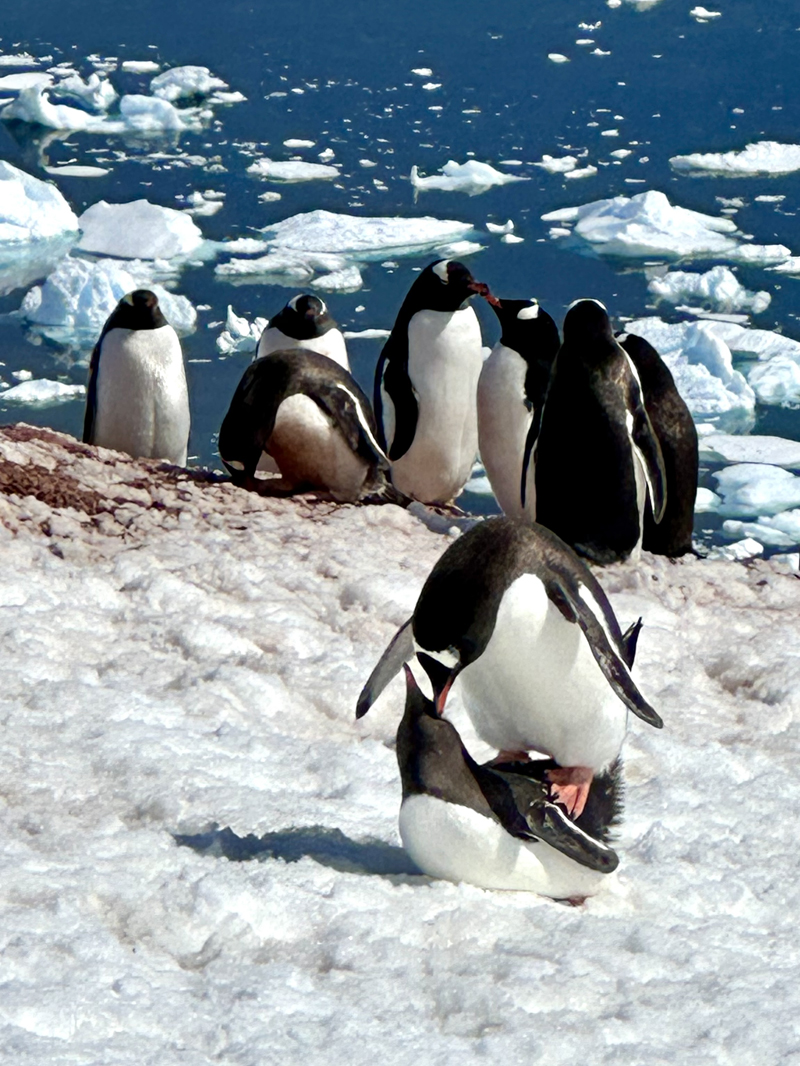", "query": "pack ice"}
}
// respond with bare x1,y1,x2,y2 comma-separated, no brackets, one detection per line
670,142,800,176
410,160,529,195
